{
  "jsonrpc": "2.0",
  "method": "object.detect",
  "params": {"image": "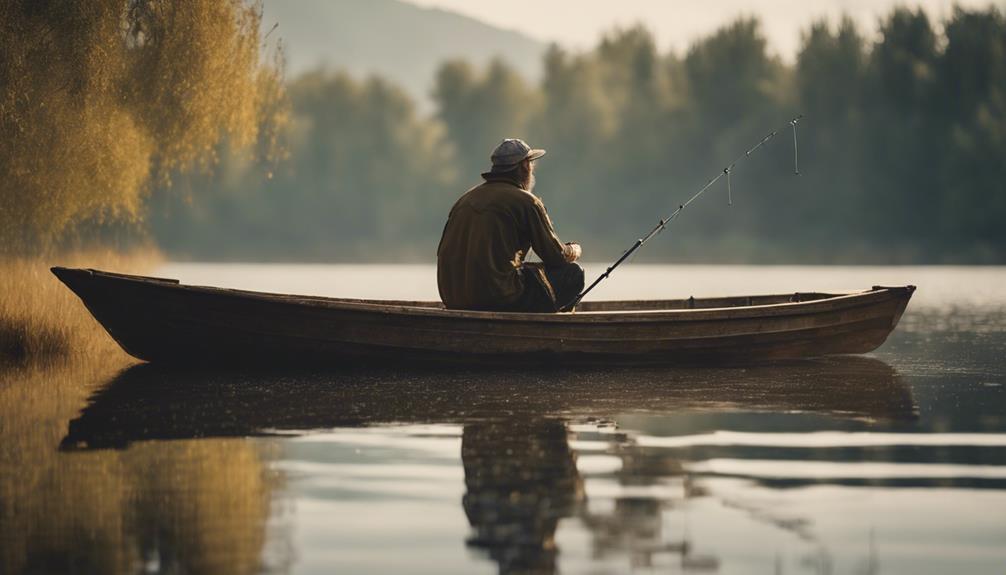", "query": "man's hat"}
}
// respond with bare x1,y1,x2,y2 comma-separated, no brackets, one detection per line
486,138,546,174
